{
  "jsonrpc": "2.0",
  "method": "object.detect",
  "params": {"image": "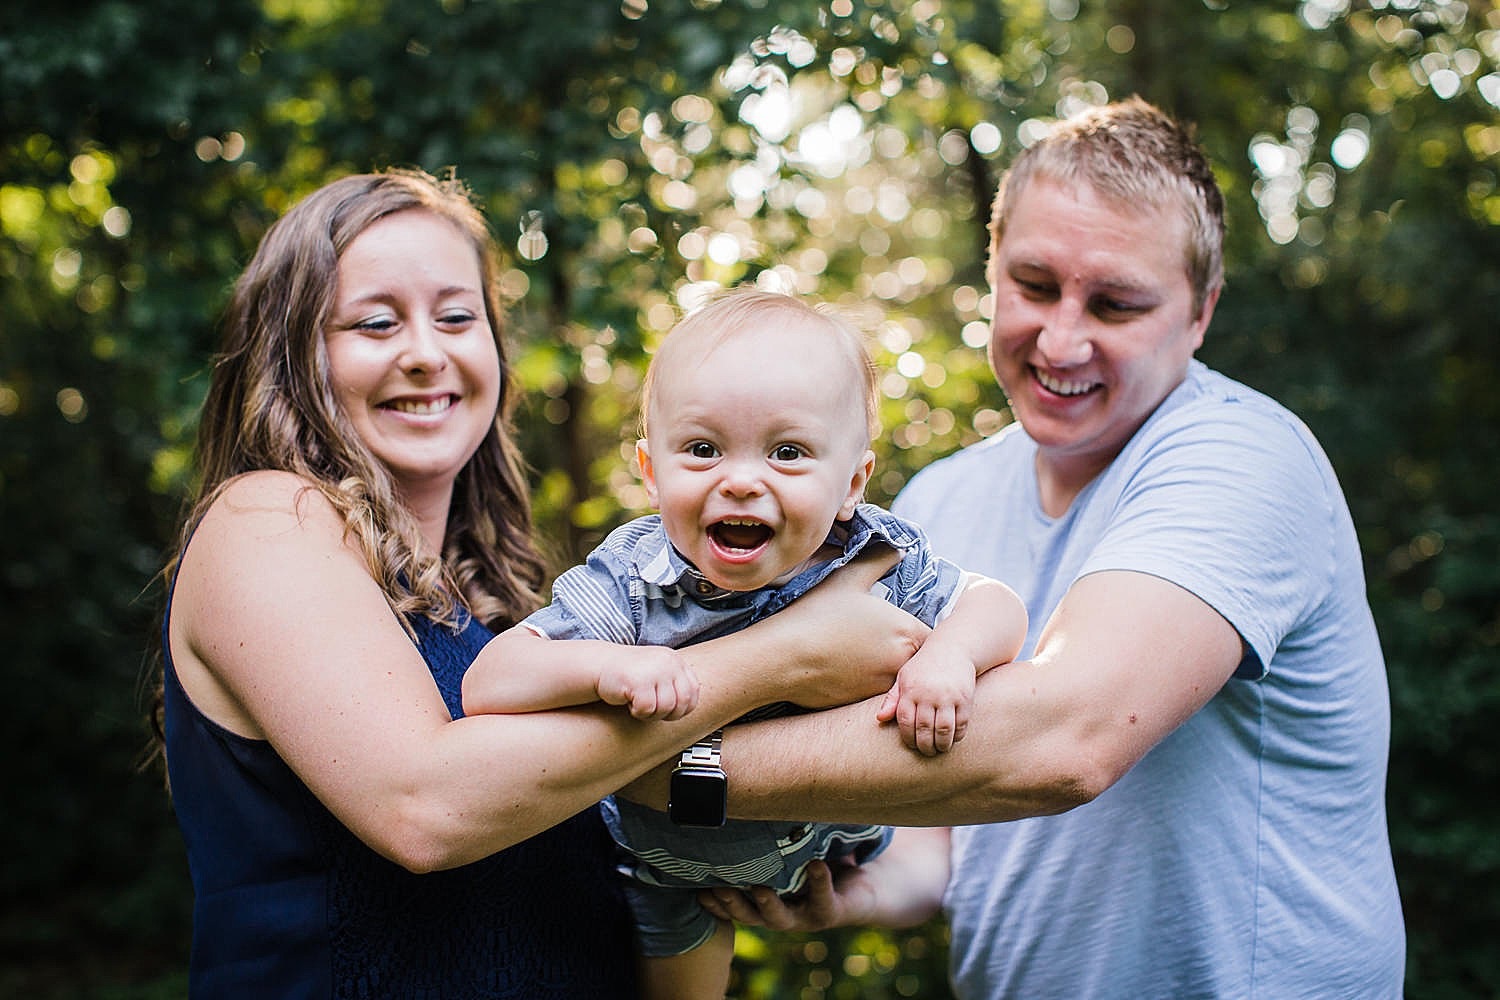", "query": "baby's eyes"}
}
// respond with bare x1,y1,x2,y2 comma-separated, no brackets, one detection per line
771,444,805,462
679,442,807,462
